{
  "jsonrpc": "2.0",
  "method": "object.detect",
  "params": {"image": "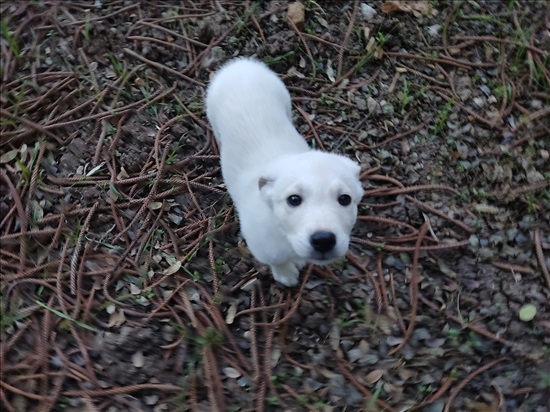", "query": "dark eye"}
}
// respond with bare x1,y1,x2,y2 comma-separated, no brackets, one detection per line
287,195,302,207
338,194,352,206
